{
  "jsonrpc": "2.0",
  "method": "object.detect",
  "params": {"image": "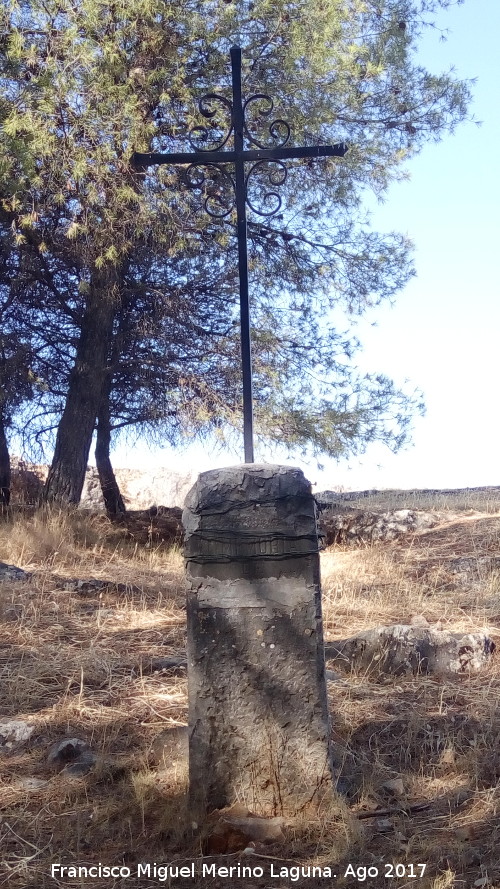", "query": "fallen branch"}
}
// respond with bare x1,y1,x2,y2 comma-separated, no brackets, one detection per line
356,803,431,820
